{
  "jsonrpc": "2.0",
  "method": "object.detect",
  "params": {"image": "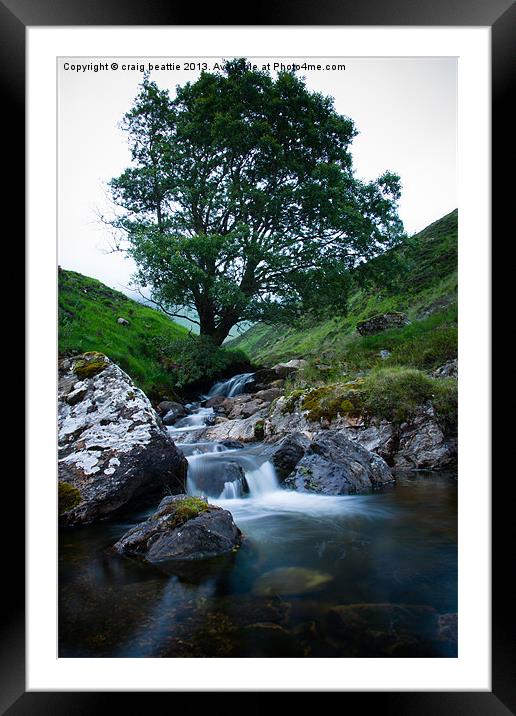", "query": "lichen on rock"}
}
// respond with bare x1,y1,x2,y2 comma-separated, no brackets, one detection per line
58,352,188,525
